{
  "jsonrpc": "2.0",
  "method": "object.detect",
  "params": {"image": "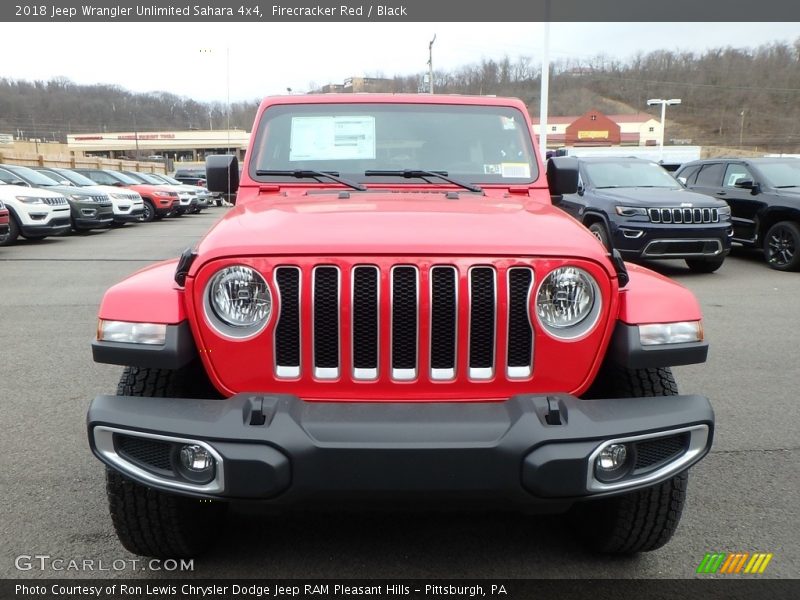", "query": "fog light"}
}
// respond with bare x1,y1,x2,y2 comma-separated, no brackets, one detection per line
180,444,214,472
595,443,631,482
